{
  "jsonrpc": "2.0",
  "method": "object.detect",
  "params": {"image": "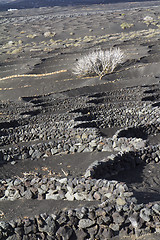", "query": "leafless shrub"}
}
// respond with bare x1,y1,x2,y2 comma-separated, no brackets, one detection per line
73,48,124,79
